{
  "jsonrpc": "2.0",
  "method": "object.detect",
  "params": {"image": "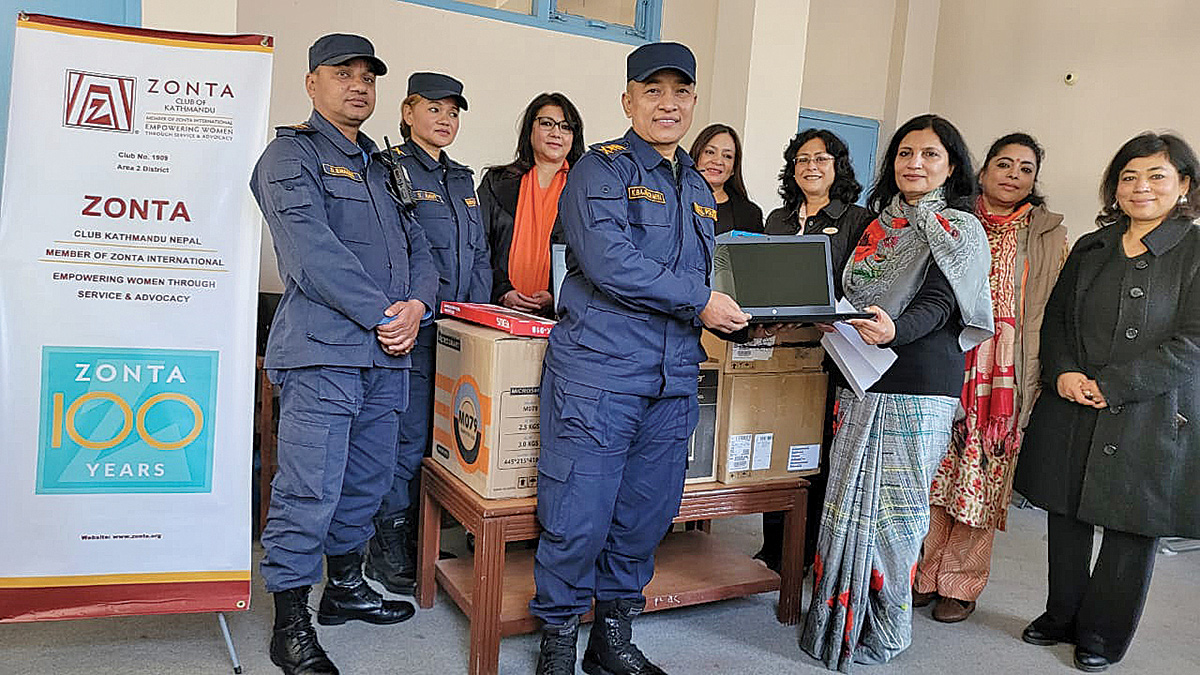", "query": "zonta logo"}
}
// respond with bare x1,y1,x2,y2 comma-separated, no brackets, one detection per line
64,70,134,133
